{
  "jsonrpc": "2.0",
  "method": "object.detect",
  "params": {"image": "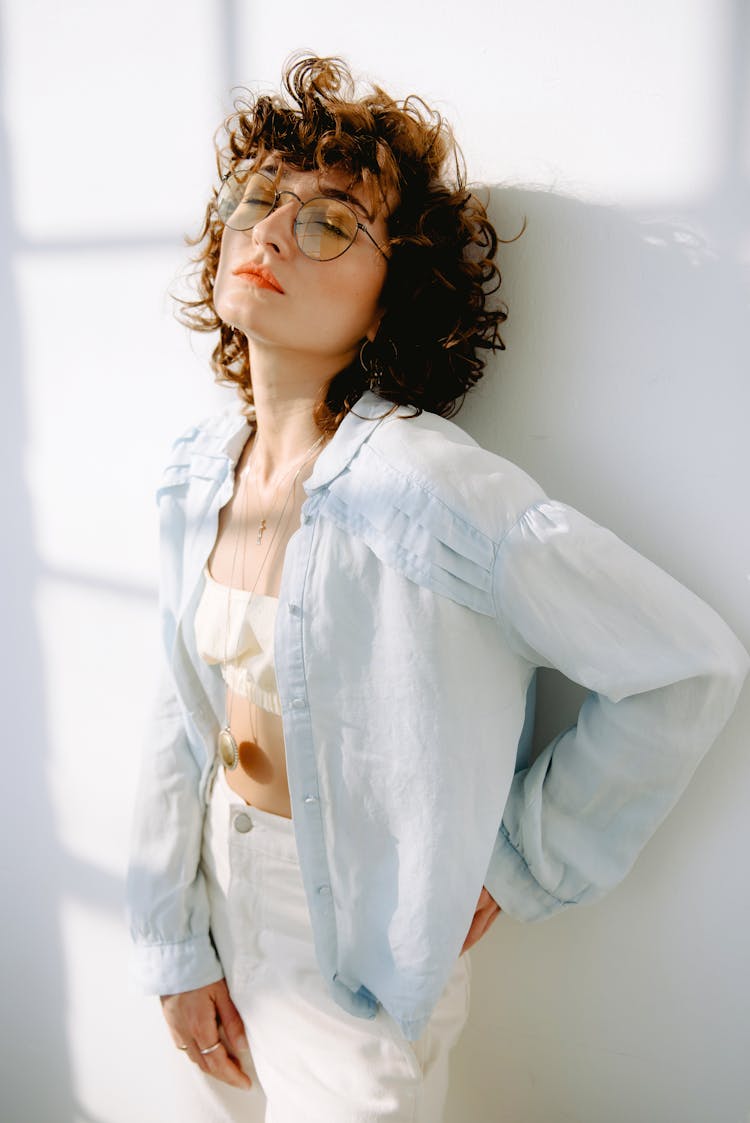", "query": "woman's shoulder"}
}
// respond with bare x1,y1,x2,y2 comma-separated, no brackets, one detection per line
359,402,548,544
